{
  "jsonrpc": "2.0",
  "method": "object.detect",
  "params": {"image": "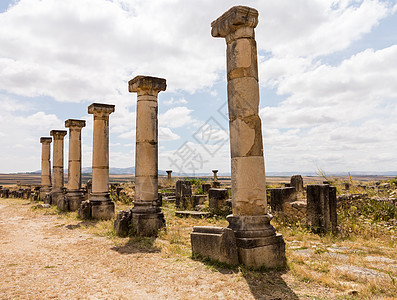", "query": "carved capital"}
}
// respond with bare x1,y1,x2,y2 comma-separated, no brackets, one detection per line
65,119,86,129
88,103,115,116
50,130,67,140
40,137,52,144
211,6,258,39
129,76,167,95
